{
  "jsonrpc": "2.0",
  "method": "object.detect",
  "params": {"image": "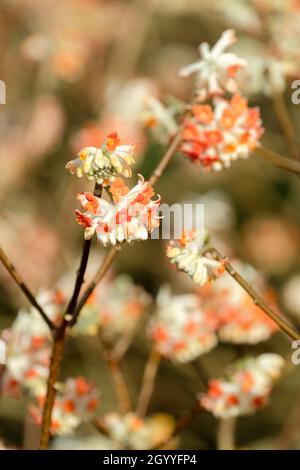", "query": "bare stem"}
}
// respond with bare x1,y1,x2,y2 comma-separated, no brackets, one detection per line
217,417,237,450
106,354,132,414
136,347,161,419
38,328,66,449
211,247,300,342
0,247,56,331
255,146,300,176
272,91,299,161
